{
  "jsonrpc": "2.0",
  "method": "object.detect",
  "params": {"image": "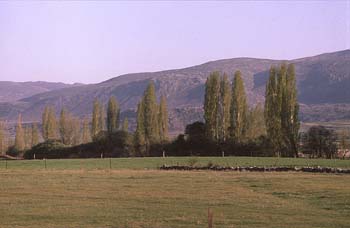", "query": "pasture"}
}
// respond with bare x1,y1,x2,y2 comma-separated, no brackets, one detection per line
1,156,350,170
0,157,349,227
